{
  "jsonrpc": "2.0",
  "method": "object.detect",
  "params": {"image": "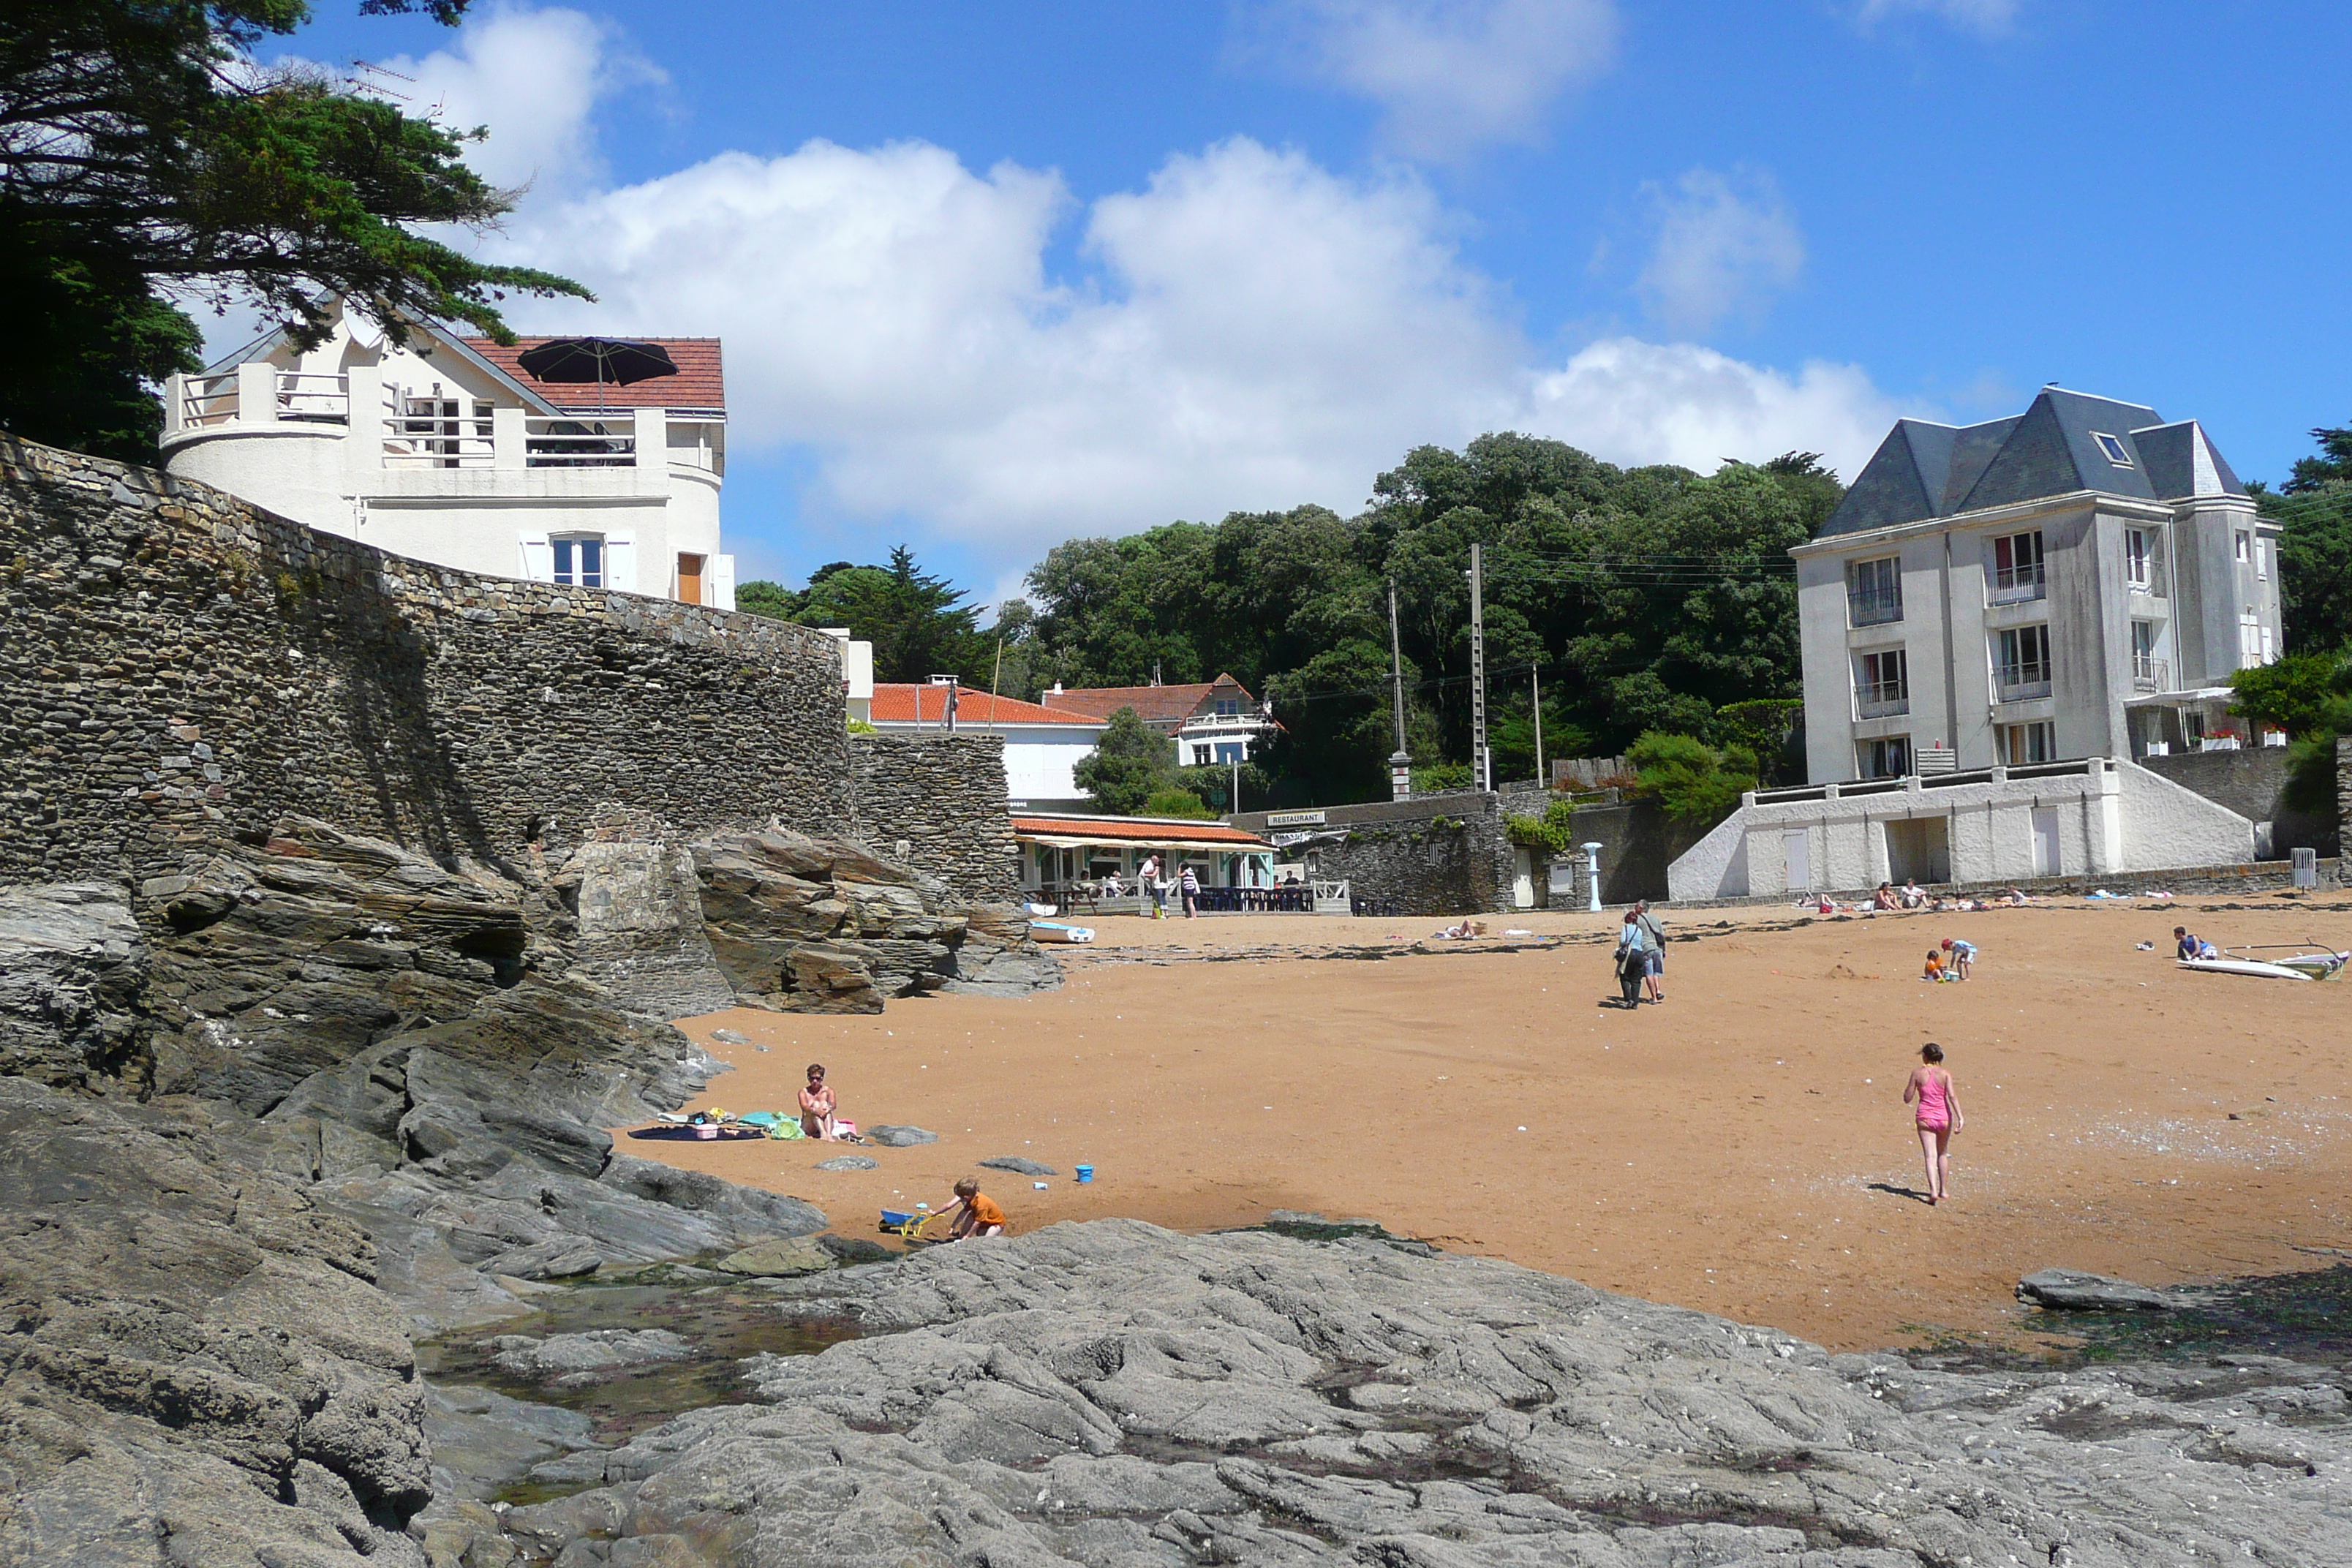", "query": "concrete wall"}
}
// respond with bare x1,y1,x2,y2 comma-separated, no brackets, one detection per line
0,437,851,885
2140,745,2337,856
1667,758,2258,901
849,734,1021,902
